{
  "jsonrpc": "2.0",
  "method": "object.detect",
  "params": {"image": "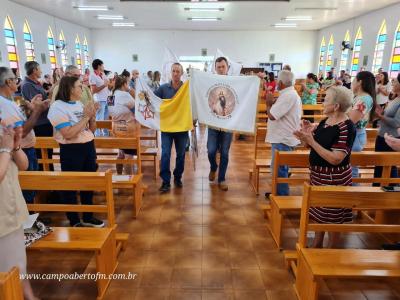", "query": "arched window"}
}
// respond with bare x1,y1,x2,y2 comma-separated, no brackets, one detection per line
4,16,19,70
372,20,387,74
390,22,400,79
325,35,334,74
318,37,326,74
47,27,57,70
83,36,89,71
339,30,351,72
23,20,35,62
59,31,68,69
75,35,82,72
351,27,363,78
